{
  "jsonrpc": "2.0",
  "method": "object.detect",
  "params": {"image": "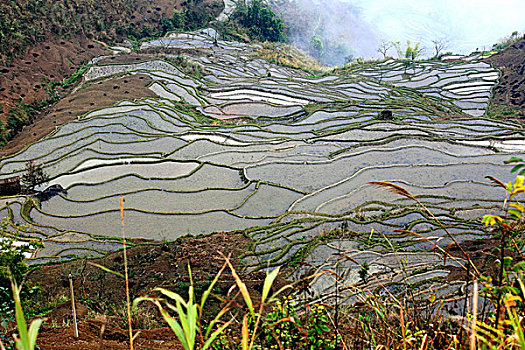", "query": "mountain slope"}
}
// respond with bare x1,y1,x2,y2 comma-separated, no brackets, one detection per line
0,0,222,123
485,38,525,117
